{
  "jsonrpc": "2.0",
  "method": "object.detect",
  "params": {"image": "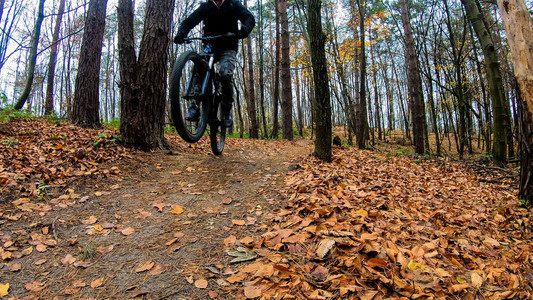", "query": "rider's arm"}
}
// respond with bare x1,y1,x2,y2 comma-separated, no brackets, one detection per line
175,4,208,43
234,1,255,38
